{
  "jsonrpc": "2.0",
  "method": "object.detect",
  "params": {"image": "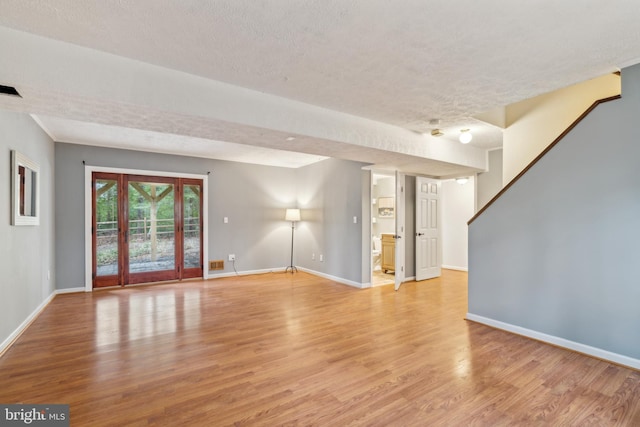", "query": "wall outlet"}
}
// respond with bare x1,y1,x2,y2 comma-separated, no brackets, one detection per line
312,253,315,260
319,254,324,262
228,254,236,261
